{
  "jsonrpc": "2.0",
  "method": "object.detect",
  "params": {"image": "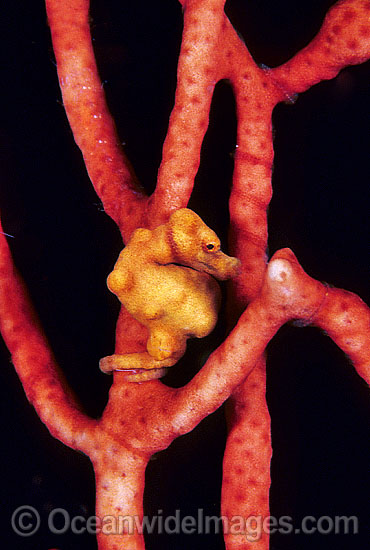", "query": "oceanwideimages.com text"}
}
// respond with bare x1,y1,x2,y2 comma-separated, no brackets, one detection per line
11,505,359,541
